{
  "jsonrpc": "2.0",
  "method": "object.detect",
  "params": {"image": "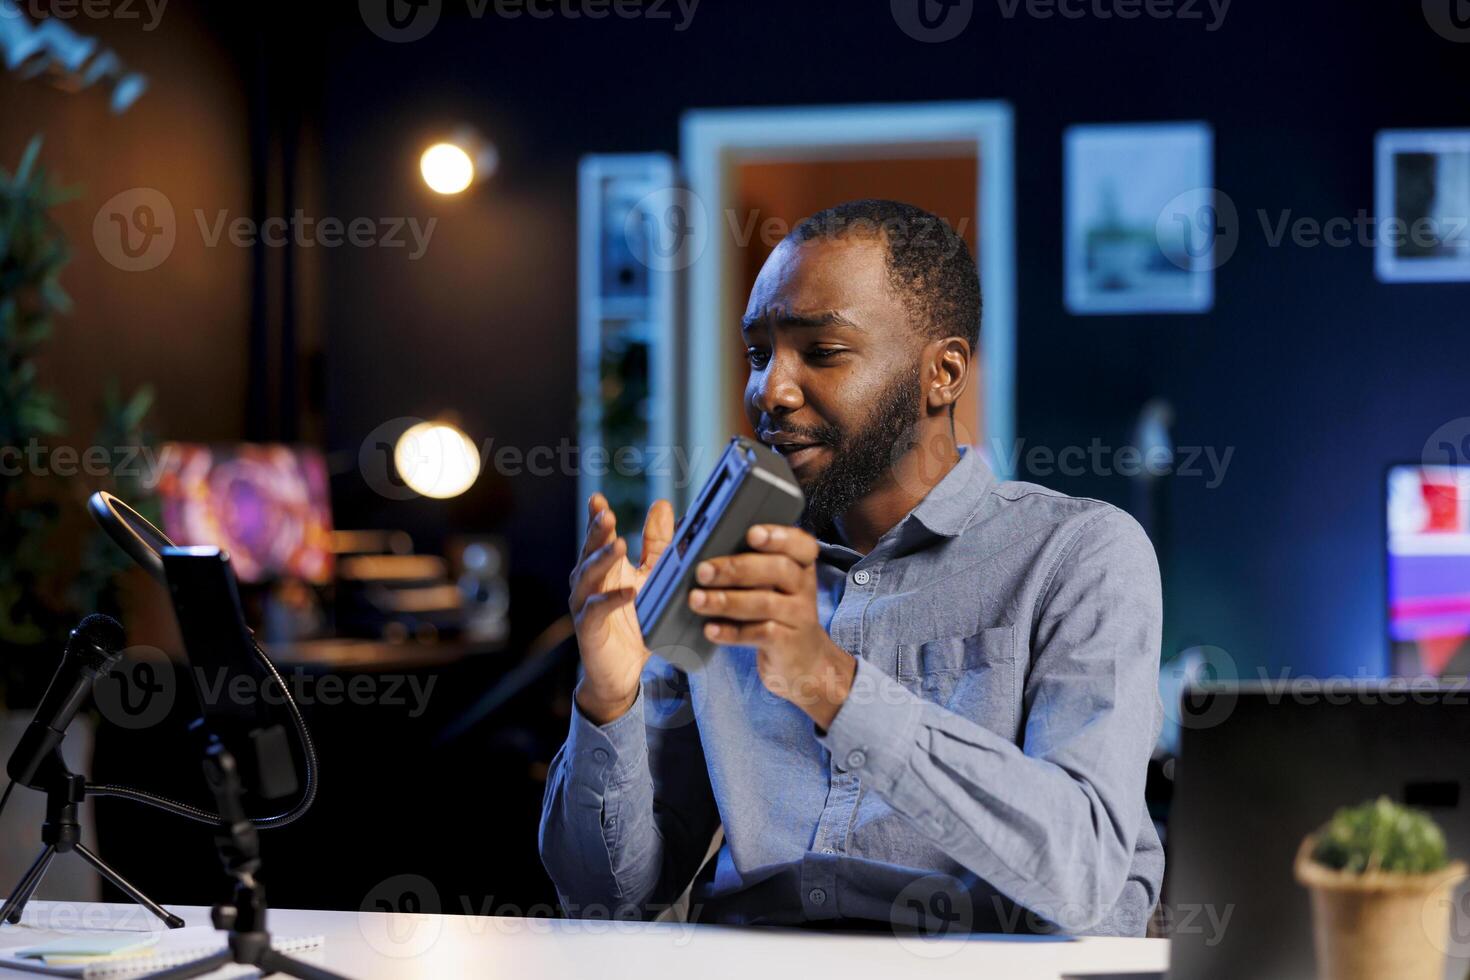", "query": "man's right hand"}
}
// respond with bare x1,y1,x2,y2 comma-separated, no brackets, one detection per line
568,493,674,725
